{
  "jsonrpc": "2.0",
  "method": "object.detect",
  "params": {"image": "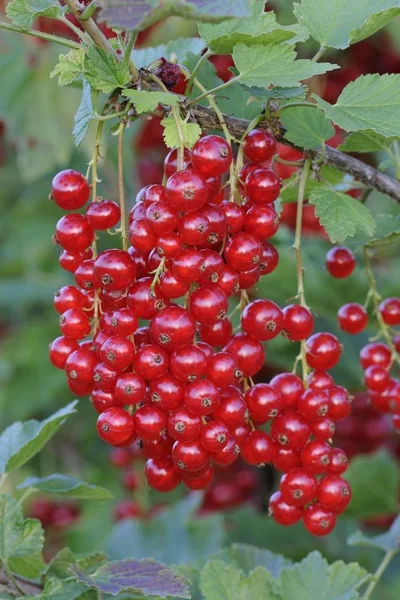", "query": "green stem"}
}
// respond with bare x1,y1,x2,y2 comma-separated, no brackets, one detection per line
363,550,396,599
117,123,128,251
363,247,400,367
59,14,87,40
311,46,326,62
185,49,213,95
293,158,312,383
123,31,139,78
189,76,238,105
279,101,318,113
0,21,81,48
18,488,35,507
